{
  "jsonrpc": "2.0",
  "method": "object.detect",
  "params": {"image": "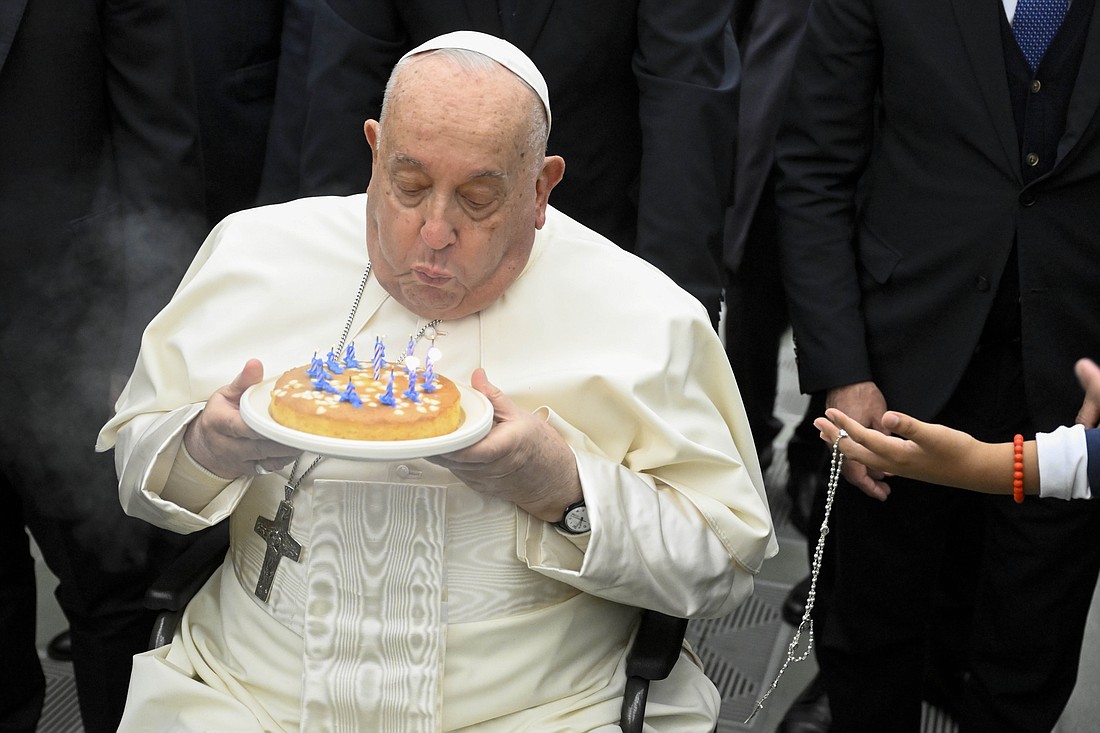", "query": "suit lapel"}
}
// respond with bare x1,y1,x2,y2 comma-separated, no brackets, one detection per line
950,0,1022,181
1058,0,1100,163
0,0,29,74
